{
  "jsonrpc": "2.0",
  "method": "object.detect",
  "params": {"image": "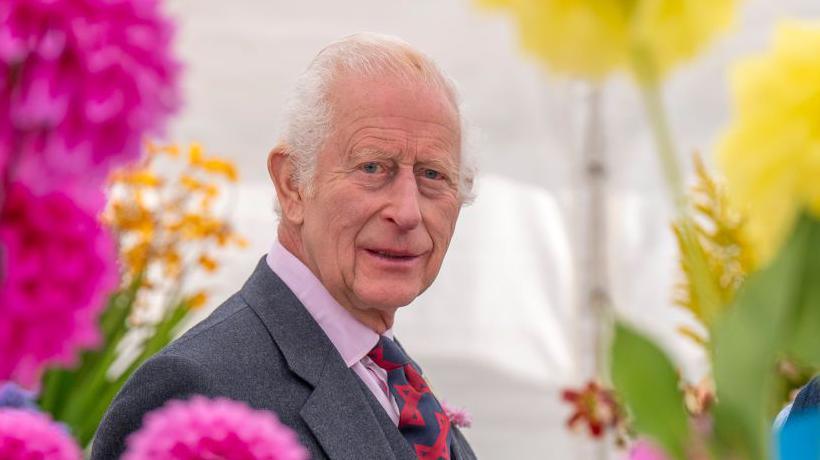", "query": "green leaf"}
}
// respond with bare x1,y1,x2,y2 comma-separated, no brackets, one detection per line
782,214,820,367
711,211,820,459
611,322,690,460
